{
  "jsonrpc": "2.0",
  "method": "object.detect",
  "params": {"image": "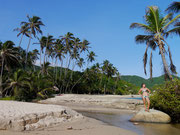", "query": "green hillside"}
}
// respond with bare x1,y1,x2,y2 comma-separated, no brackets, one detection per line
121,75,179,88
